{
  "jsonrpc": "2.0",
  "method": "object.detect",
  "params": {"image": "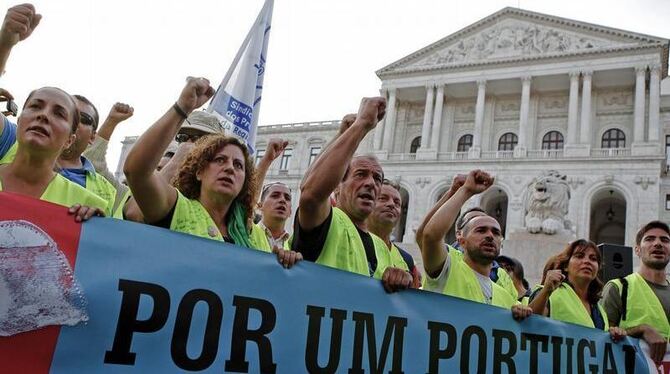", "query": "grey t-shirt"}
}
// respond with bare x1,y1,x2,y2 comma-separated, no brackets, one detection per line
601,276,670,327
